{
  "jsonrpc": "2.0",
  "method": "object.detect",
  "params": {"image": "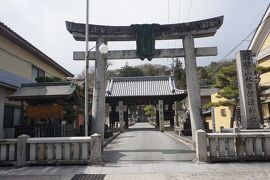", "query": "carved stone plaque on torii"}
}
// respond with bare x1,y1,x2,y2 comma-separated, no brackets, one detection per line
66,16,224,144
